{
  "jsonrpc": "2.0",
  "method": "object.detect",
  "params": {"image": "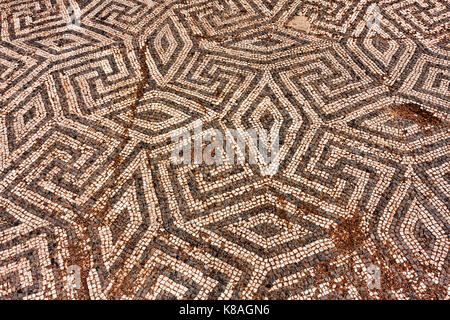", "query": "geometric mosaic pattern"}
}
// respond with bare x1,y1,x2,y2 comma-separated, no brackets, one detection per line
0,0,449,299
